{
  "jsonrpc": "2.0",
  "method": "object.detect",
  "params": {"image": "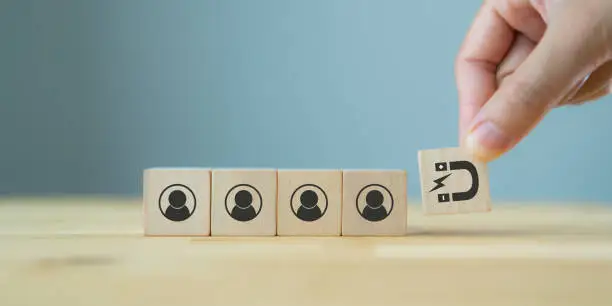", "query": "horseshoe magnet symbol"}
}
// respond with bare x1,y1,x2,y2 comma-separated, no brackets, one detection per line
430,160,479,203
